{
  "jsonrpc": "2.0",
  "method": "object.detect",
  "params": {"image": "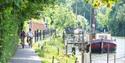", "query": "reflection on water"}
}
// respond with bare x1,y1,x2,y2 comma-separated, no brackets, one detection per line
92,37,125,63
